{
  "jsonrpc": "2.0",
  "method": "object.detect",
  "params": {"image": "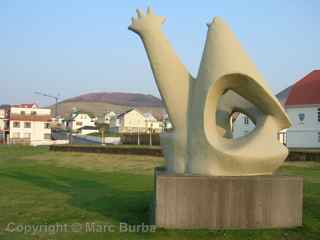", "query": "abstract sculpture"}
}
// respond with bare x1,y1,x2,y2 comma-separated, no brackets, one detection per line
129,8,291,176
